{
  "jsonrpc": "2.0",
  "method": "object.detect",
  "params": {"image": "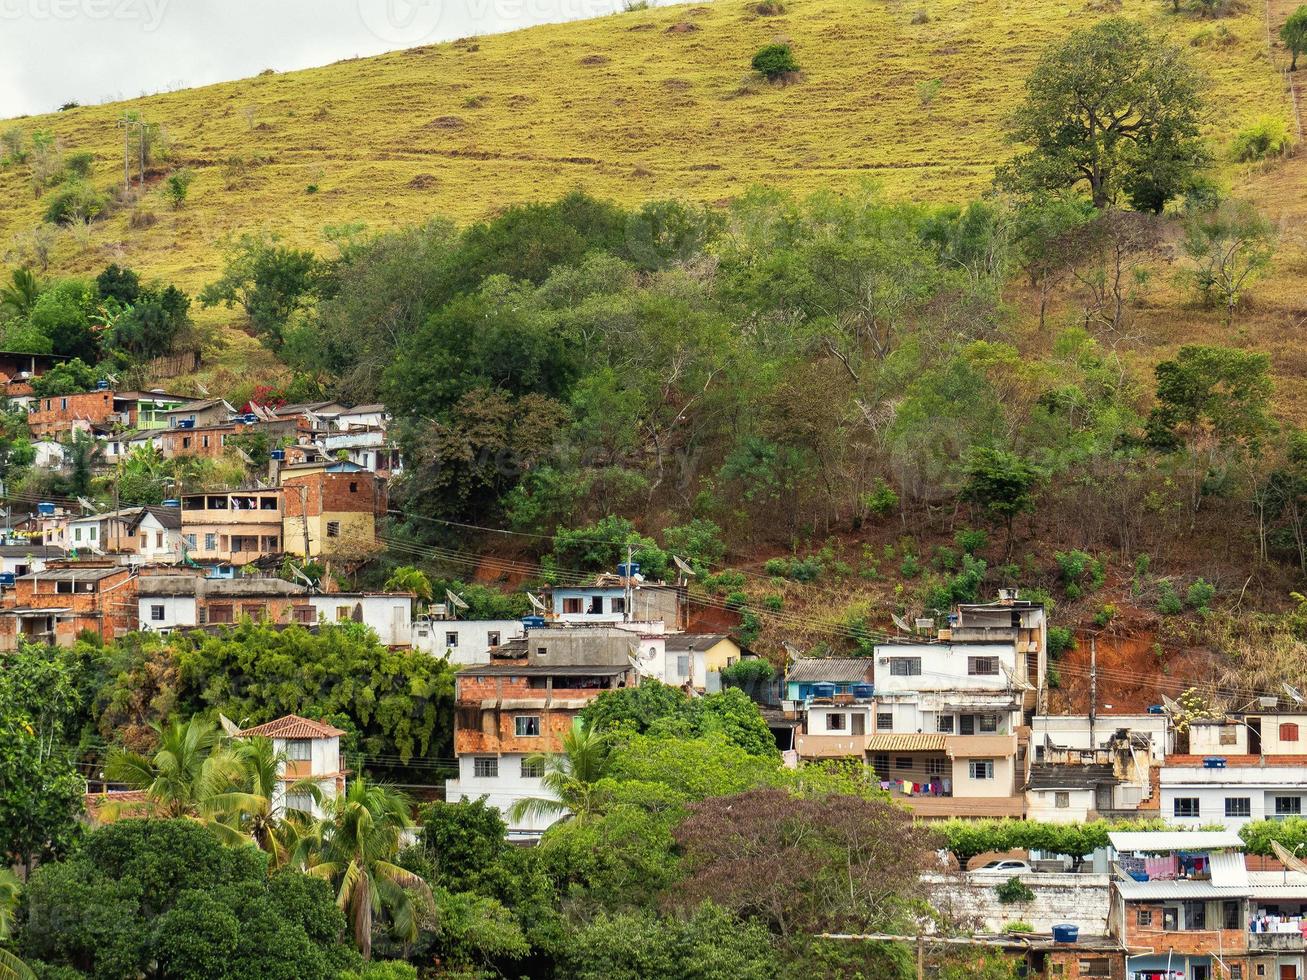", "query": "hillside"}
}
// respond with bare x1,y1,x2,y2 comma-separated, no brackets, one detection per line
0,0,1295,308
